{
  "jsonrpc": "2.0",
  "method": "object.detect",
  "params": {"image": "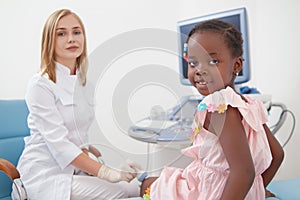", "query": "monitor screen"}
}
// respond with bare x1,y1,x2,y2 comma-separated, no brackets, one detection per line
177,7,250,85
